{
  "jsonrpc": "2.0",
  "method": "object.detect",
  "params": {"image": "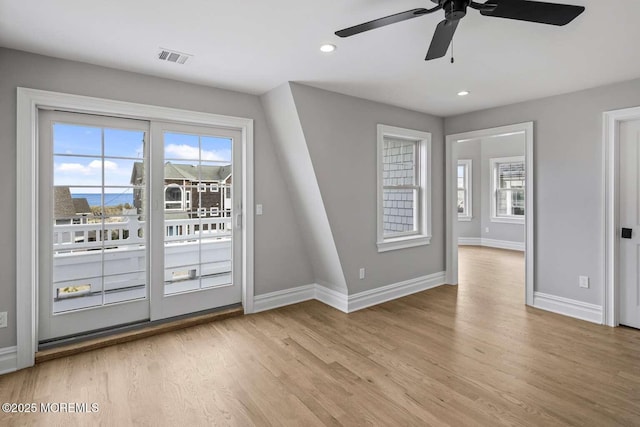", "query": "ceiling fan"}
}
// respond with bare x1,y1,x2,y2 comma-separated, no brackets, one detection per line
335,0,585,61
